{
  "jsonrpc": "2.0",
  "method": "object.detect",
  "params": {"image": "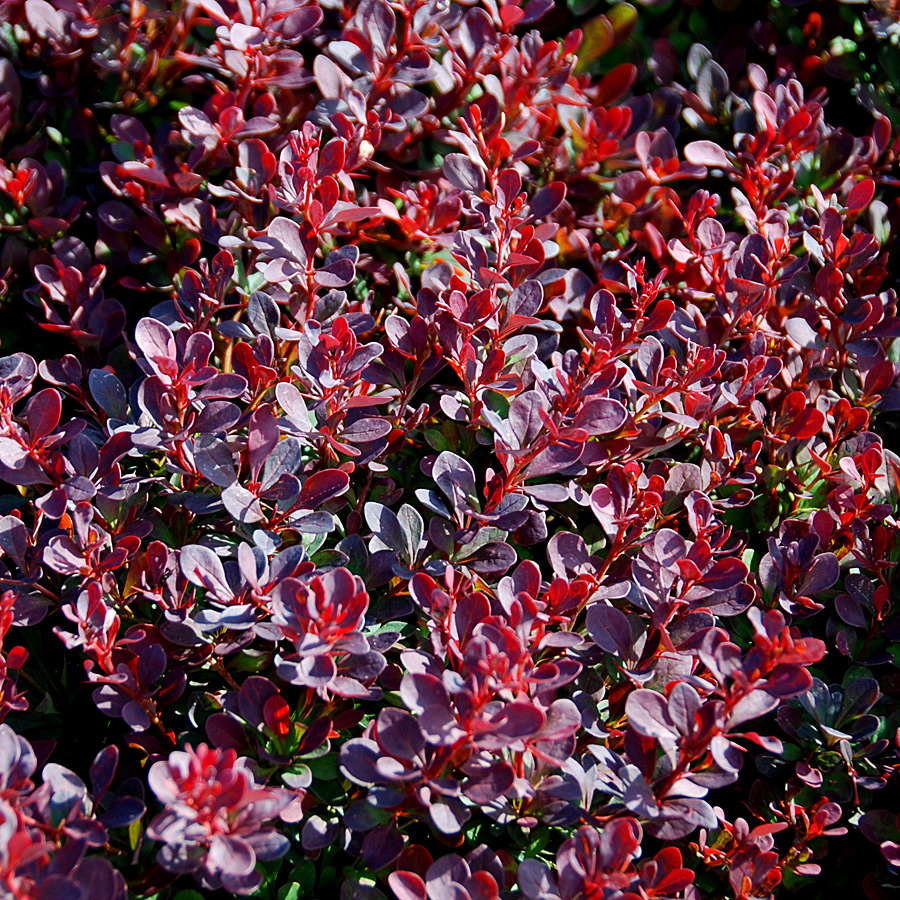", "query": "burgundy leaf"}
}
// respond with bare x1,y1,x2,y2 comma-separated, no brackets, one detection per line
298,469,351,508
